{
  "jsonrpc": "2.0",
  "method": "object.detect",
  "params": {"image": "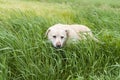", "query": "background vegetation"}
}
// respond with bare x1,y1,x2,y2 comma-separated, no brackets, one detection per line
0,0,120,80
